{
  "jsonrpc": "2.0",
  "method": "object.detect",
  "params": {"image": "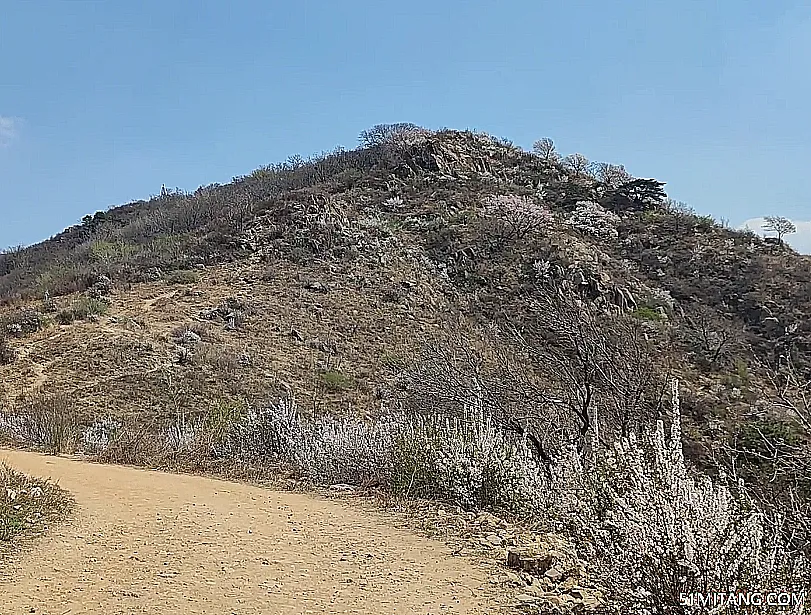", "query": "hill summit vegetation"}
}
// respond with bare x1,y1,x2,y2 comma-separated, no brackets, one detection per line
1,124,809,612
